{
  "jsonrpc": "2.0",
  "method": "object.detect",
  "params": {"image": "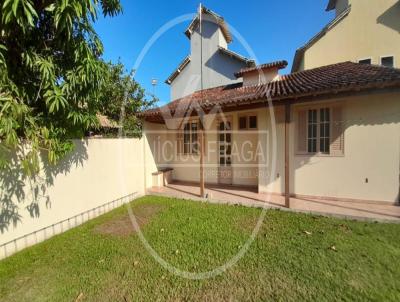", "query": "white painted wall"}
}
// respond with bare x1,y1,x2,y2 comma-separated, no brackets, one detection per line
0,139,147,259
